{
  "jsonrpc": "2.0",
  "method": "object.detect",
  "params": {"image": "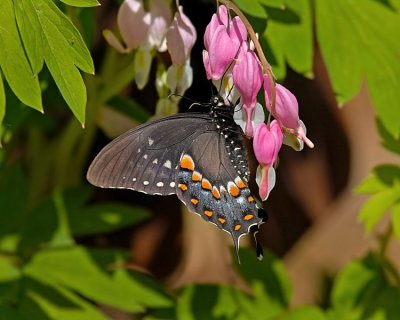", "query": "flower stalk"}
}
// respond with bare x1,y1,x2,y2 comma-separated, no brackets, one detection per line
217,0,276,118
